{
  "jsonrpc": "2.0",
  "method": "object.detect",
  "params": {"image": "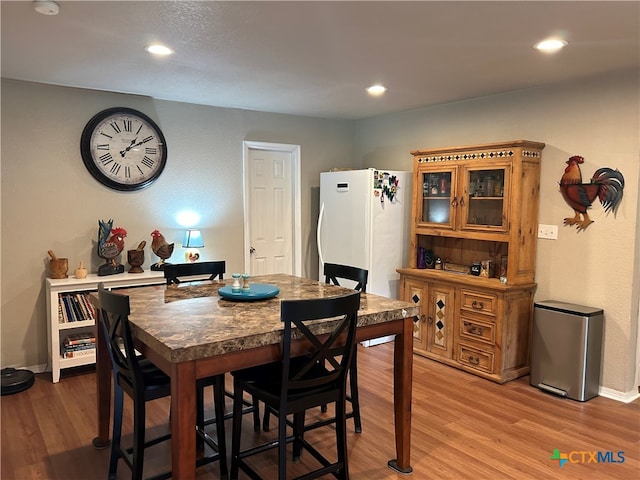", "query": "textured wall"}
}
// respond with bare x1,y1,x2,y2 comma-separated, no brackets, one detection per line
354,70,640,397
2,72,638,398
0,79,354,369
